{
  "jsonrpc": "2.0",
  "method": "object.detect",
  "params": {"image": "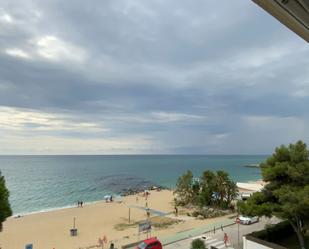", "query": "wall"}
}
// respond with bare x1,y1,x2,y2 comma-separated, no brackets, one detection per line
243,235,288,249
